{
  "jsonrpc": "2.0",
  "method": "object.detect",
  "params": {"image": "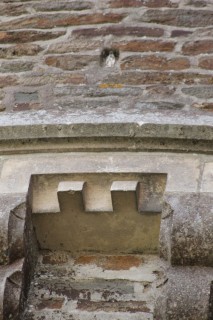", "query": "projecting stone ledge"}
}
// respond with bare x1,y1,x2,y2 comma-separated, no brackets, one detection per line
0,108,212,153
